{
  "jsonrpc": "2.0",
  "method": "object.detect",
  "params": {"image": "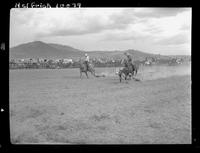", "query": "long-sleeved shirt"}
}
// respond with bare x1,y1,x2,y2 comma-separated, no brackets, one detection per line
85,56,90,62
